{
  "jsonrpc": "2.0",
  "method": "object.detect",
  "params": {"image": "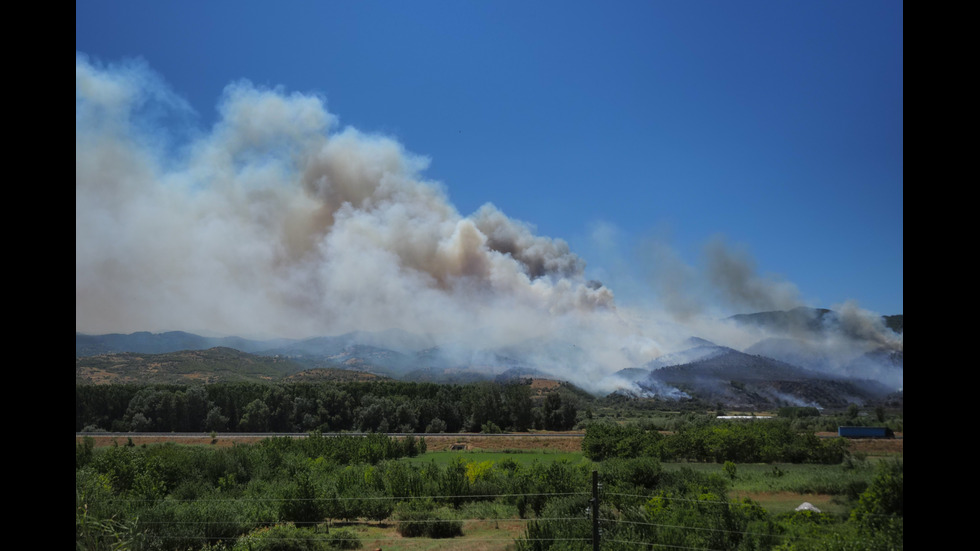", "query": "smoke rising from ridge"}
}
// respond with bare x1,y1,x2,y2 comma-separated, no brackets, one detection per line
704,237,802,313
76,55,614,344
76,54,901,392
